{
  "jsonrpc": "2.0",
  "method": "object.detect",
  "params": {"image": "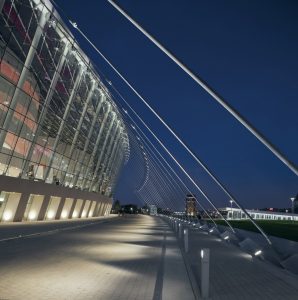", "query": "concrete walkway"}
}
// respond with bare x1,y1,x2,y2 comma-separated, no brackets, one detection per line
0,215,194,300
174,221,298,300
